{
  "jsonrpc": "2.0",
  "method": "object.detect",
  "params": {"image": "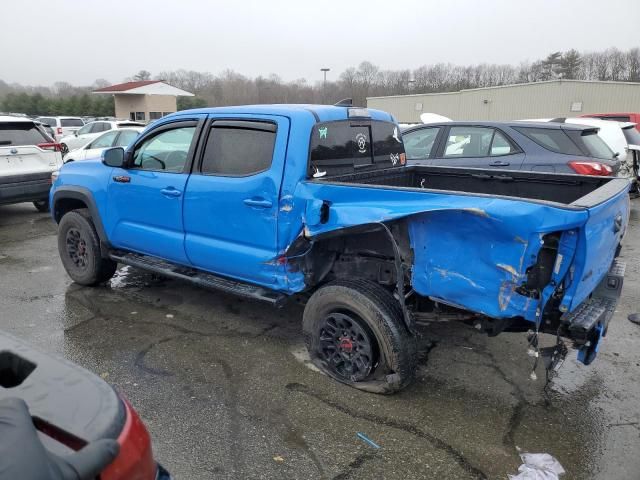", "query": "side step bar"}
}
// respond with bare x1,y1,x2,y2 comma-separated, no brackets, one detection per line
109,251,287,306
